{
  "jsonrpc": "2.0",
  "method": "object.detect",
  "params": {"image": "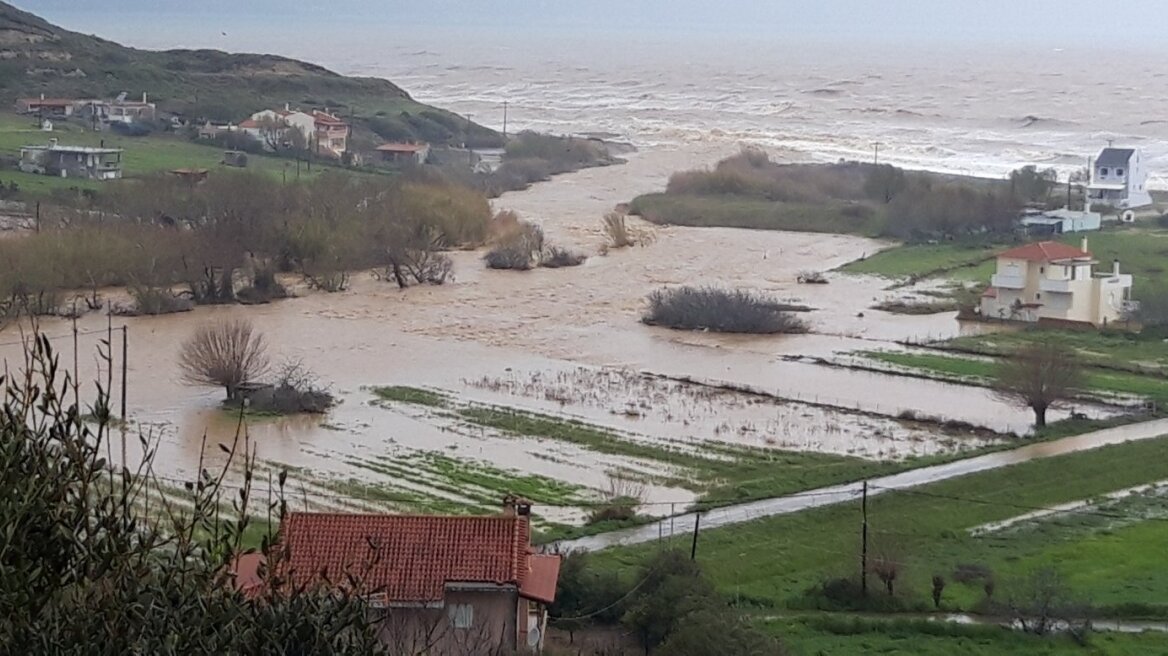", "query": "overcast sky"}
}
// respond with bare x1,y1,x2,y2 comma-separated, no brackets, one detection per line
18,0,1168,48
